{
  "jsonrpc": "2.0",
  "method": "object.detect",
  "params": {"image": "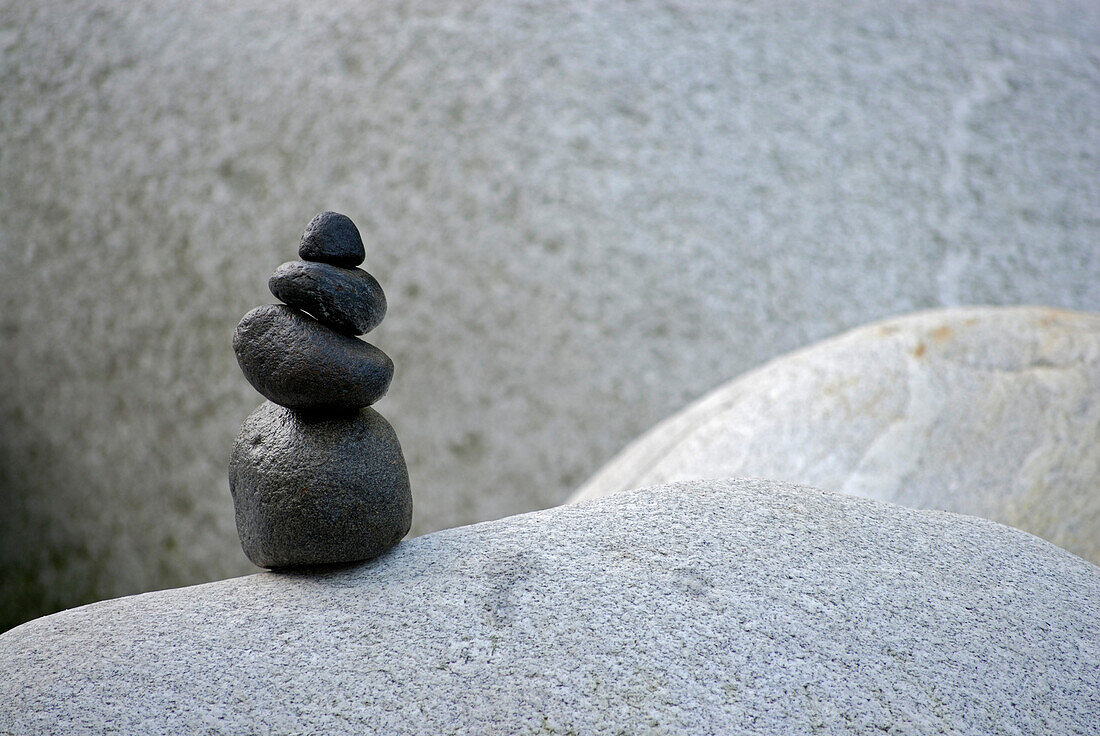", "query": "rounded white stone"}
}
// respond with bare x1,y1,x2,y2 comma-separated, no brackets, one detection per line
571,307,1100,564
0,479,1096,734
